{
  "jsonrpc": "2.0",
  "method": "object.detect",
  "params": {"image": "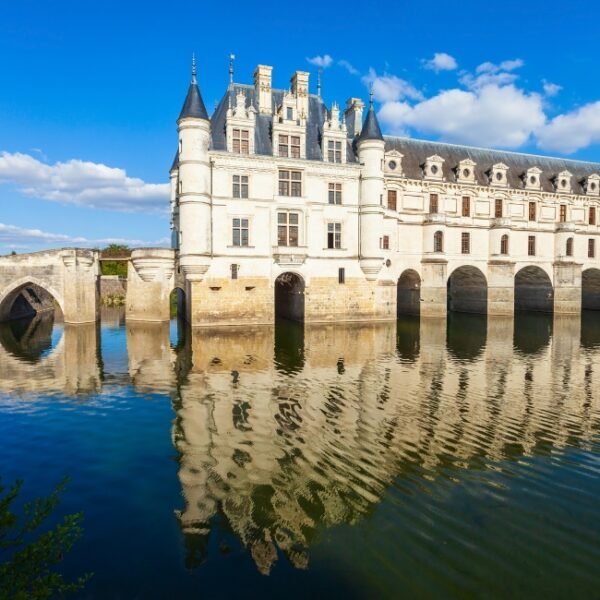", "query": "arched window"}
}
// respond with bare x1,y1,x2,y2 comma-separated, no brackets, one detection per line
500,234,509,255
434,230,443,253
566,237,574,257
